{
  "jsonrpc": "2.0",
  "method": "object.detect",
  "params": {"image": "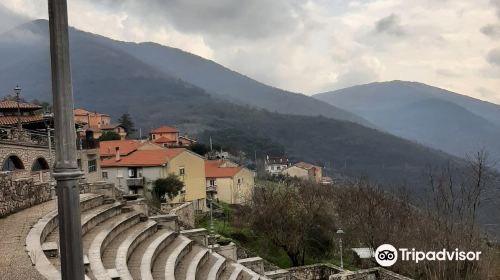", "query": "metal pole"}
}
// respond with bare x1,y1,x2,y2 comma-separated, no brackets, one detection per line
15,86,21,130
48,1,85,279
339,237,343,269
